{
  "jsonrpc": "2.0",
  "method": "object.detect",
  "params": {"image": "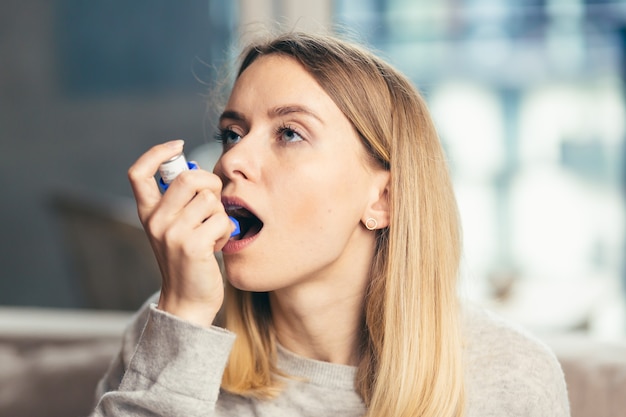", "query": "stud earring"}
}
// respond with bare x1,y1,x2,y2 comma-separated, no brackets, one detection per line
365,218,378,231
